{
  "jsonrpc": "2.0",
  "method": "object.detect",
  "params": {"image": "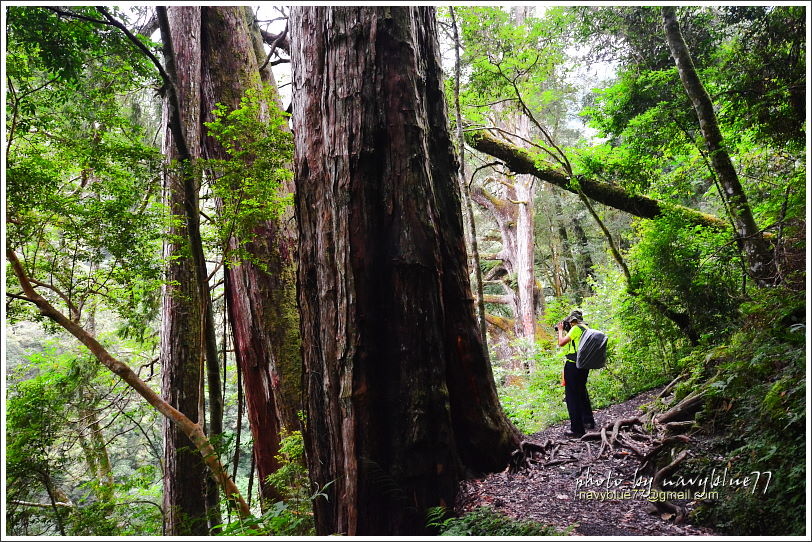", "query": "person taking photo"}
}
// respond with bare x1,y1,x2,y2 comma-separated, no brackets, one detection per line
556,310,596,438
